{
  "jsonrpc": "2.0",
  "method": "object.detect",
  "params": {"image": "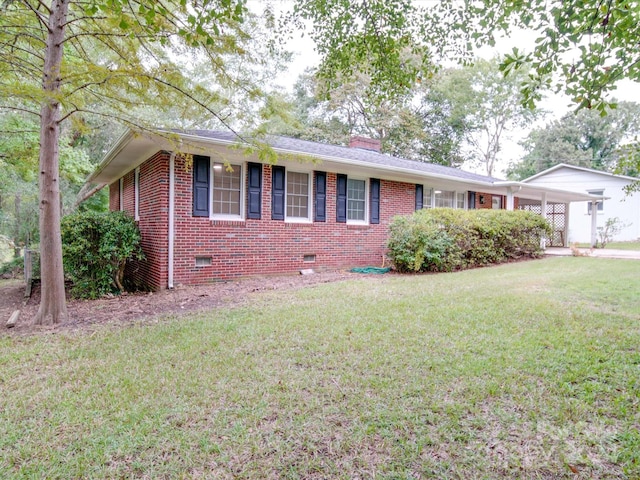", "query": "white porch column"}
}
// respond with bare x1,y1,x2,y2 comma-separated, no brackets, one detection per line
590,200,598,248
506,187,515,211
540,192,548,250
